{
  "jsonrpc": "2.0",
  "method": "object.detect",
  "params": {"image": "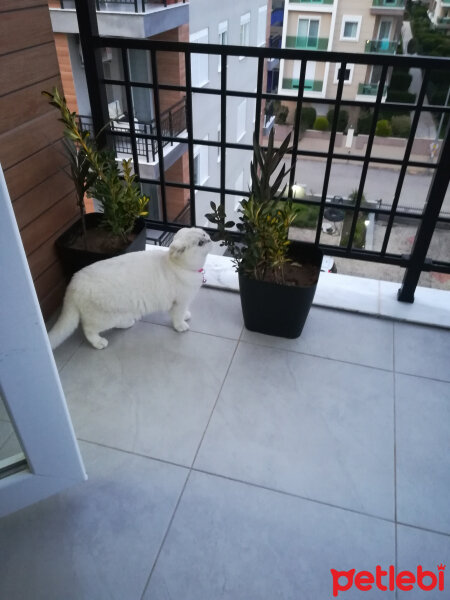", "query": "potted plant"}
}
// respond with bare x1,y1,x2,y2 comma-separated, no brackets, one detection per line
42,87,149,277
206,128,322,338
